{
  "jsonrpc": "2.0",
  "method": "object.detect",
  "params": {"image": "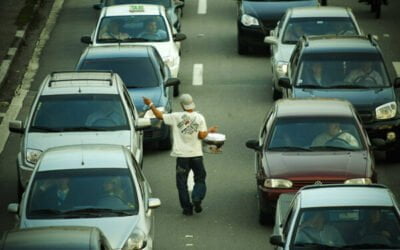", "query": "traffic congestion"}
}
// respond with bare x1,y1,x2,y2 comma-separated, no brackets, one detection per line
0,0,400,249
